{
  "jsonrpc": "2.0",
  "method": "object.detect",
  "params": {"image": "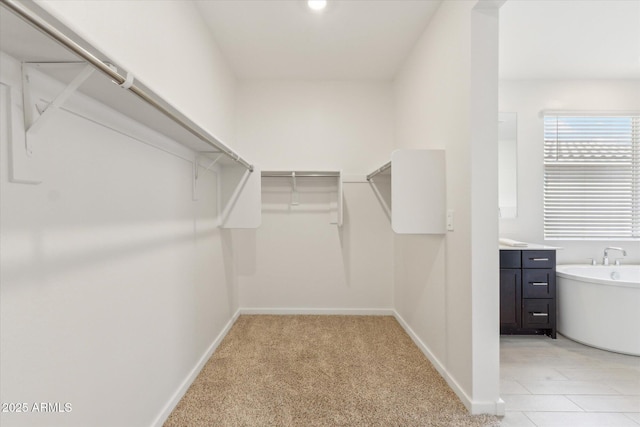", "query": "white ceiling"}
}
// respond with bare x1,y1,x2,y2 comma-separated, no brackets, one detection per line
195,0,640,81
500,0,640,80
194,0,441,80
